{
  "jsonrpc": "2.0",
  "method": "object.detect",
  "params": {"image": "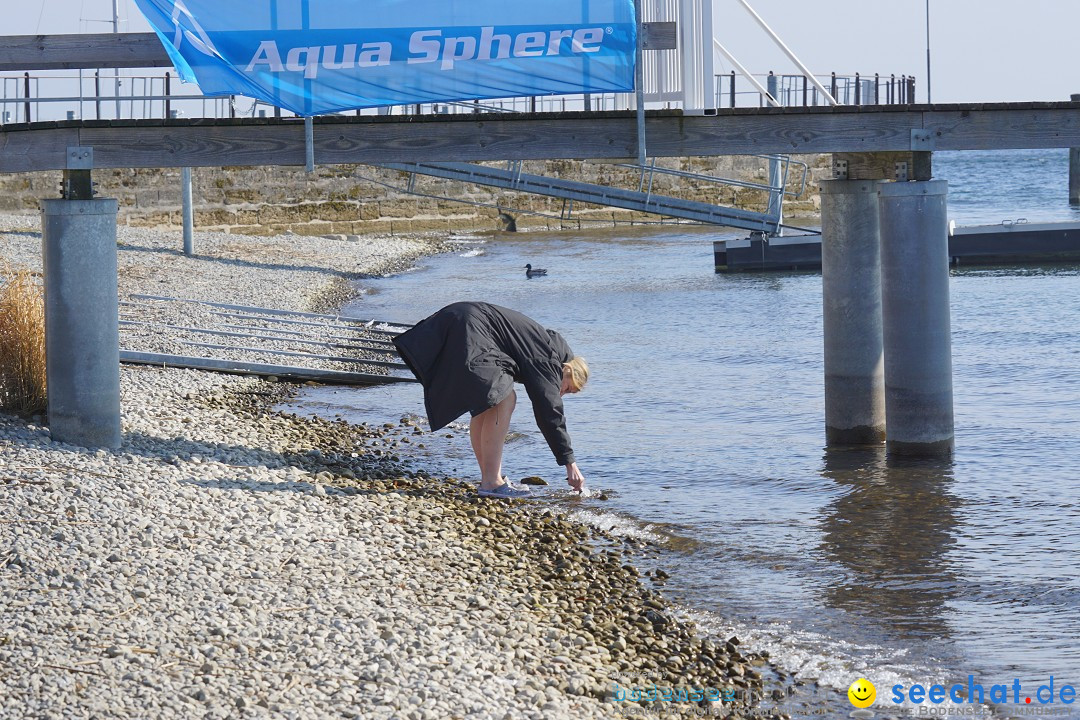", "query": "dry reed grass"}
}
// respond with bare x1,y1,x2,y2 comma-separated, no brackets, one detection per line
0,265,47,415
